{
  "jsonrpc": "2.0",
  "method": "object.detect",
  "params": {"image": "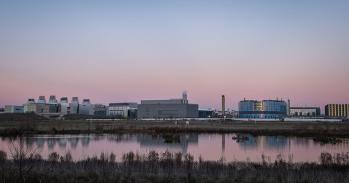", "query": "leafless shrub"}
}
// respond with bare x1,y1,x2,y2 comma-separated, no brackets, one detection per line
48,152,60,162
0,150,7,162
